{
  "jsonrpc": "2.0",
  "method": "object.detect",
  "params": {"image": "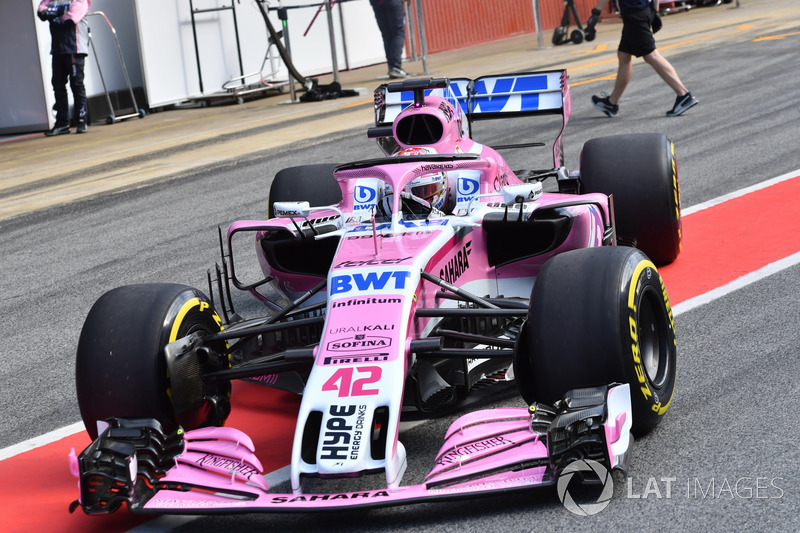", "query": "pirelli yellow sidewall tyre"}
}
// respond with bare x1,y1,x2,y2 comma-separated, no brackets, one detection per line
76,284,229,439
580,133,682,266
522,247,676,435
